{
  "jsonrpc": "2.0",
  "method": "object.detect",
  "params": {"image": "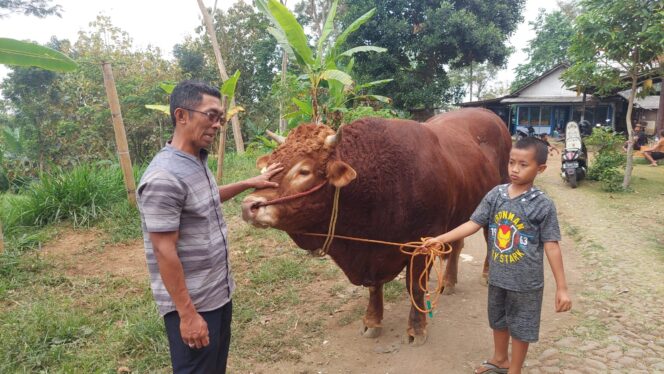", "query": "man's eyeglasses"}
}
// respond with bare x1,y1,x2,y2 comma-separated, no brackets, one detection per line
180,107,223,124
